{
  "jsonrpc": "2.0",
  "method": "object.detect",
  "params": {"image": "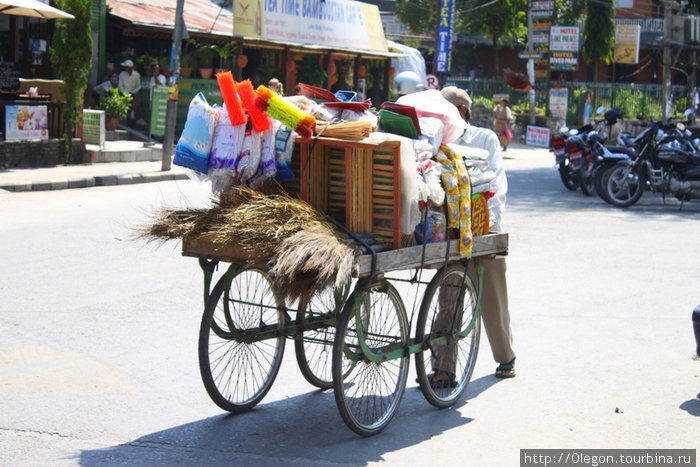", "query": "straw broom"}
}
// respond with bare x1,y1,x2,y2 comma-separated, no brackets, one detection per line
315,121,373,140
269,224,357,305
